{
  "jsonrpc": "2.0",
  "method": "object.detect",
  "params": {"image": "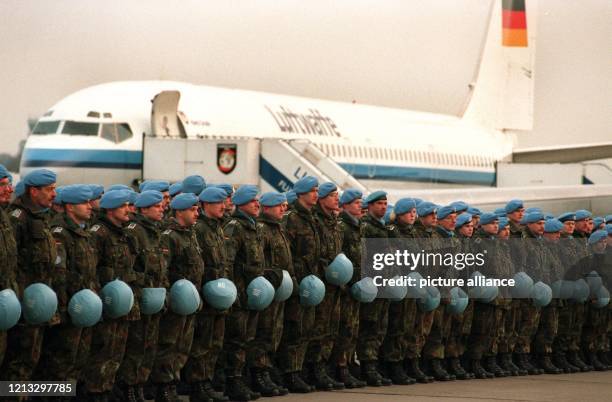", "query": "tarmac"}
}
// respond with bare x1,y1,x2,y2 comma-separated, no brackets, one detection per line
170,371,612,402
